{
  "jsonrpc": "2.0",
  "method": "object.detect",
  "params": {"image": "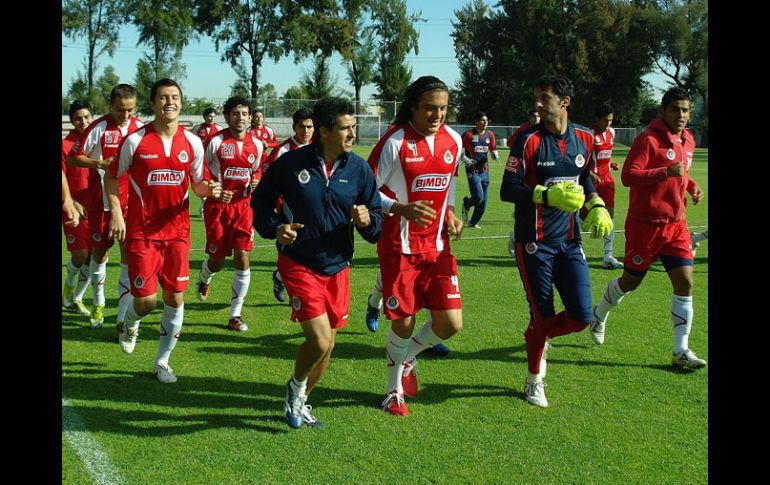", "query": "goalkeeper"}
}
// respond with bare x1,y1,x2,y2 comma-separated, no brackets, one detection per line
500,74,613,409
